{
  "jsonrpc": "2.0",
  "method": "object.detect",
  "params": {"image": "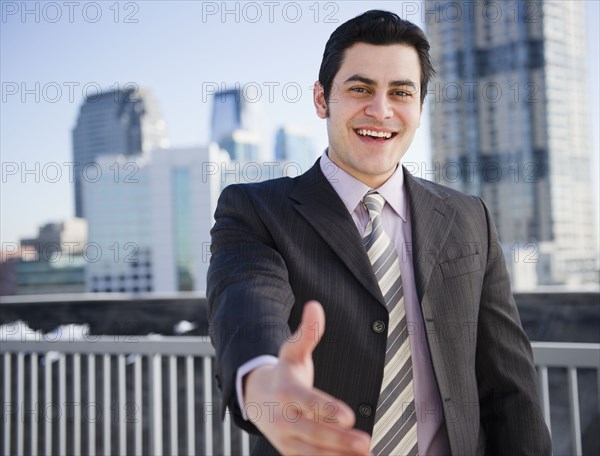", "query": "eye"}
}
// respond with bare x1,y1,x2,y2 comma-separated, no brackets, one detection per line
392,90,411,98
350,87,369,94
